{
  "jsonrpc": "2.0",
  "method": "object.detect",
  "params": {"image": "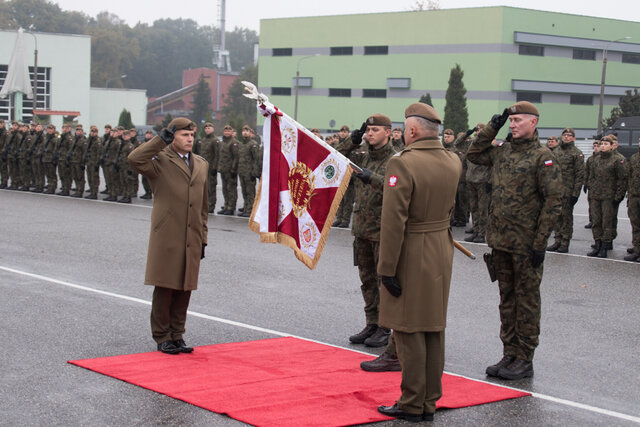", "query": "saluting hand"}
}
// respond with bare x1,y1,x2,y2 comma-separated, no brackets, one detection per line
490,109,510,131
159,125,176,144
351,122,367,146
